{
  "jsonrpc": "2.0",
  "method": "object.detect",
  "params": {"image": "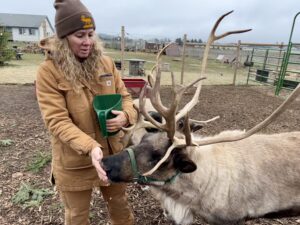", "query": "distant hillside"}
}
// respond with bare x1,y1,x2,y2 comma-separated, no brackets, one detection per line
98,33,118,40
